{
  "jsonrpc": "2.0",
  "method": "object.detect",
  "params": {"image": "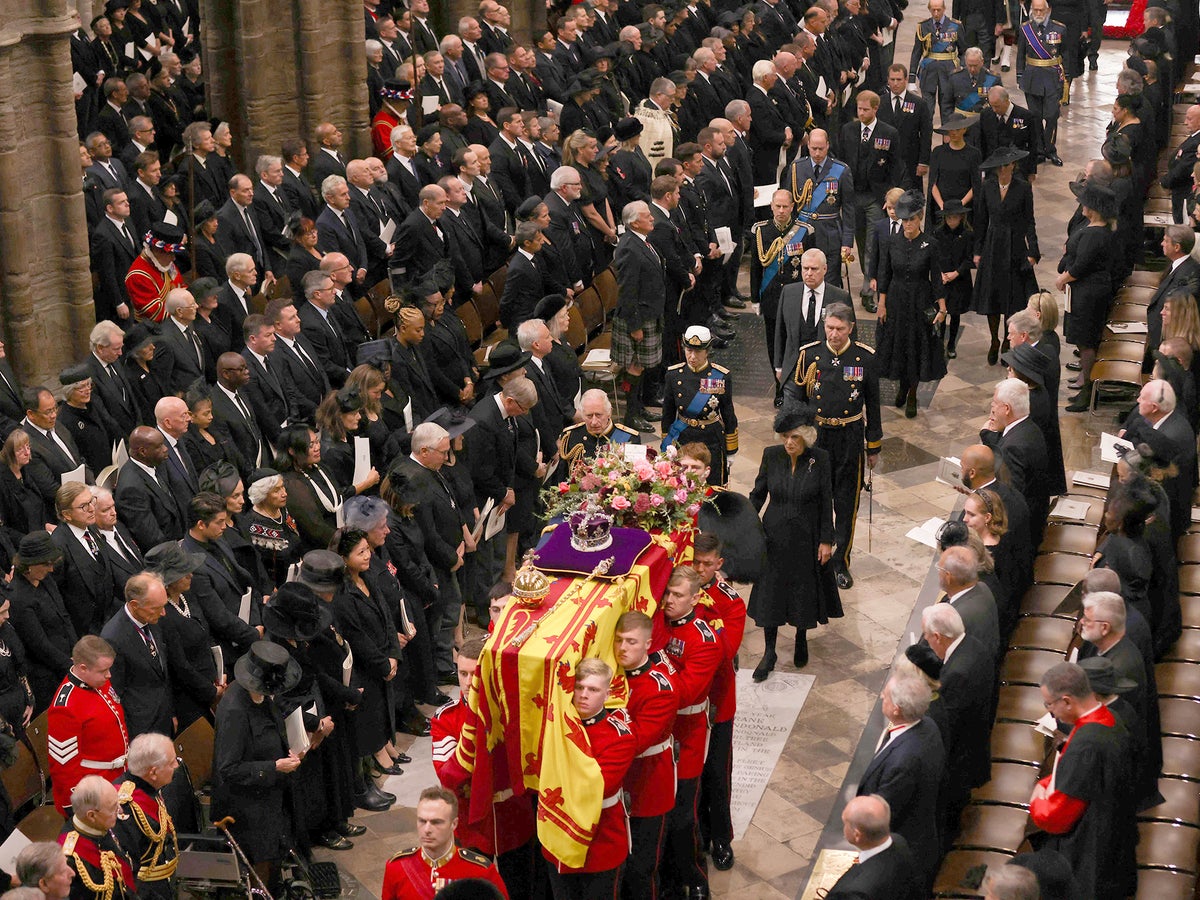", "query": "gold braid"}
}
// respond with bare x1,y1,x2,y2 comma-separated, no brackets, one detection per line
124,793,178,880
70,850,123,900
